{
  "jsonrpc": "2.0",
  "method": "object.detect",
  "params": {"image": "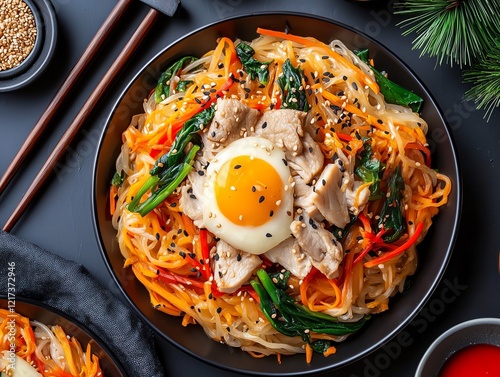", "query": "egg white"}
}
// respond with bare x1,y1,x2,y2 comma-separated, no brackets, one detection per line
202,136,294,255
